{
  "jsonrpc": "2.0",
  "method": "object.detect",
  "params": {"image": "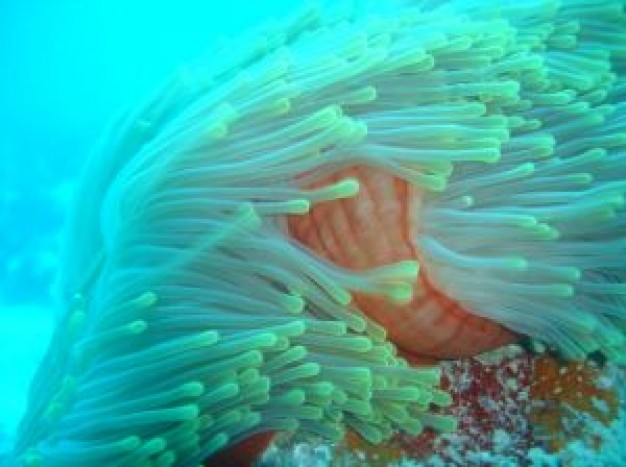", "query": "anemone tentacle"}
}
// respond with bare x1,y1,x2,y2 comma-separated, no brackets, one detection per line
11,0,626,465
